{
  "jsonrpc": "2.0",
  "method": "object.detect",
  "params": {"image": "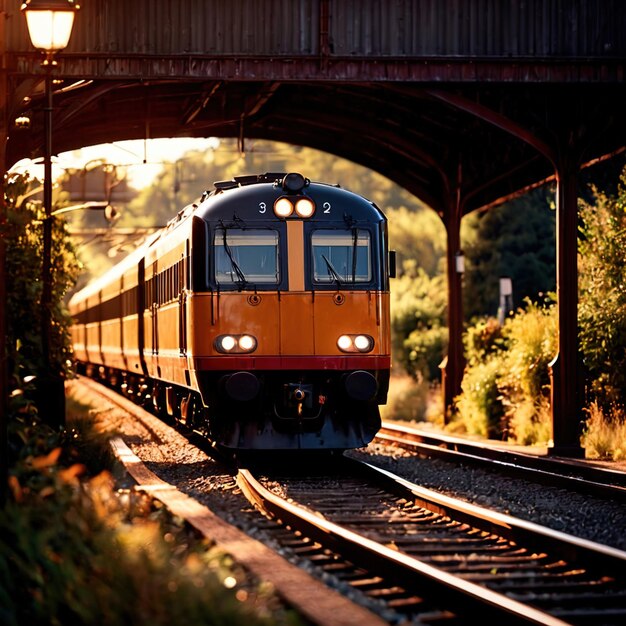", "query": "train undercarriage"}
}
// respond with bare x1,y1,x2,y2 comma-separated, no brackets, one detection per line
77,362,385,451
